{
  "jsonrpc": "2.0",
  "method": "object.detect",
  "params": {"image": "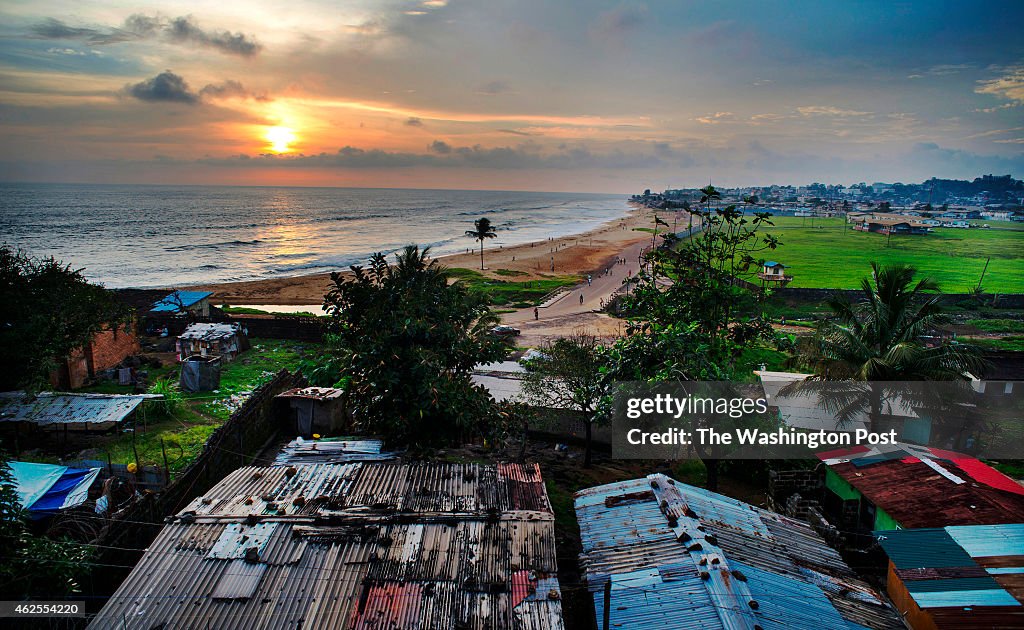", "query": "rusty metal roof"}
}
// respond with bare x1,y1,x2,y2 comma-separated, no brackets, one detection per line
0,391,157,430
821,444,1024,528
575,474,903,629
90,462,562,629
